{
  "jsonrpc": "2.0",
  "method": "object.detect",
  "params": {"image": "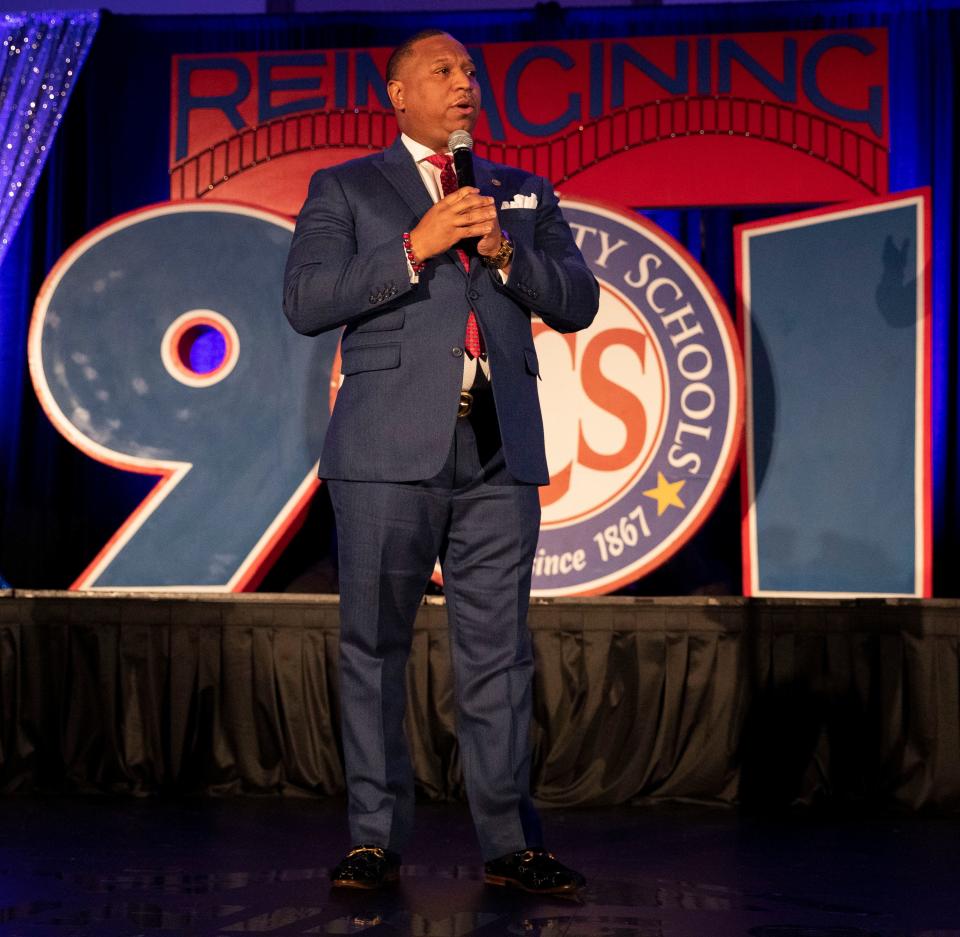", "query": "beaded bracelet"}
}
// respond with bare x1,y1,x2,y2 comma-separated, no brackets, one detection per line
402,232,426,274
